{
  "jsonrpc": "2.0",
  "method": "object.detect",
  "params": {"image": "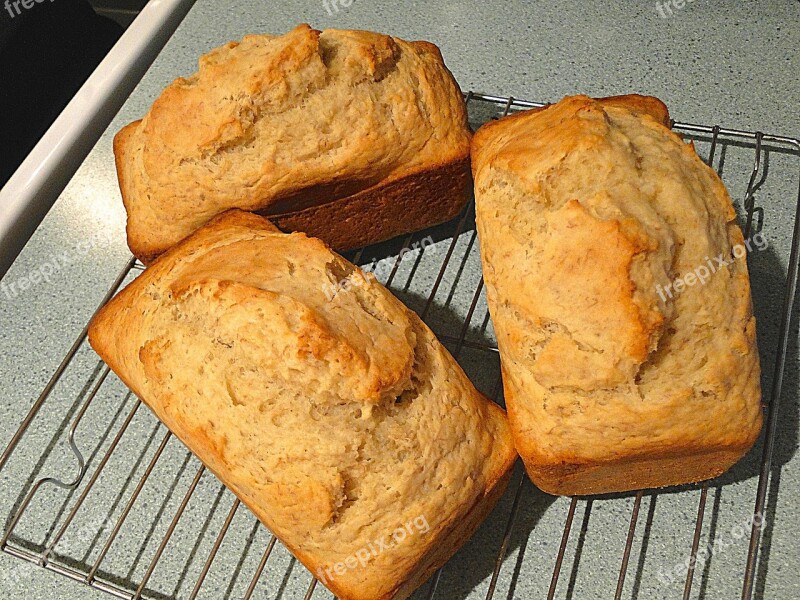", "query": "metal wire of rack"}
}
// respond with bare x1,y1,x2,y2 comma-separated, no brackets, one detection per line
1,92,798,600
